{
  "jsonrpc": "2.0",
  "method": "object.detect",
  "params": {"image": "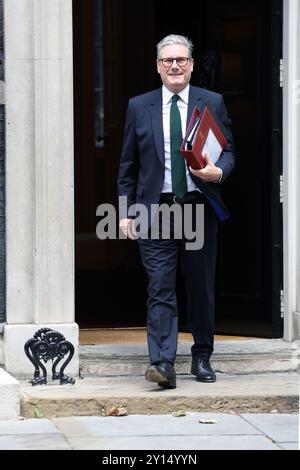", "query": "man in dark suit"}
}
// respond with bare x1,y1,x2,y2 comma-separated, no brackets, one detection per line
118,34,235,389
